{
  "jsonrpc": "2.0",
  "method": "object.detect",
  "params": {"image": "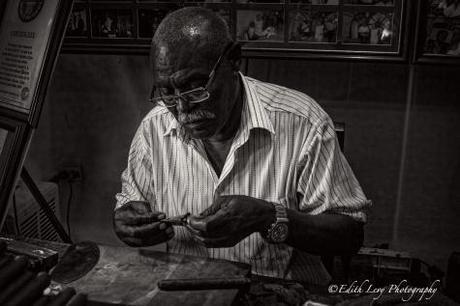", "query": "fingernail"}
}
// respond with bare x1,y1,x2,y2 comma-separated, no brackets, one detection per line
158,214,165,220
159,223,167,230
